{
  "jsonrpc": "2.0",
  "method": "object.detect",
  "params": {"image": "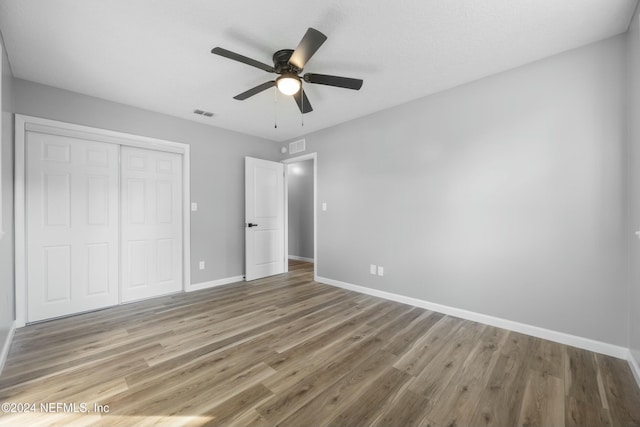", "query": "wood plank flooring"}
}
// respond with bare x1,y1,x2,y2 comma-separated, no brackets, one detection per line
1,260,639,426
